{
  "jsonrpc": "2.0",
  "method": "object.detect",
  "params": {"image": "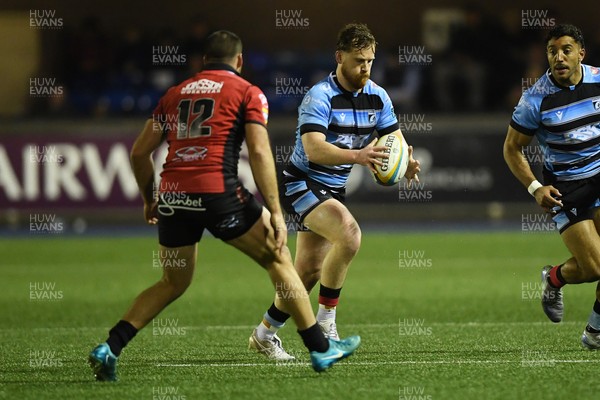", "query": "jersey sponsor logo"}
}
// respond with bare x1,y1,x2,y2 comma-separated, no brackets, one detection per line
174,146,208,162
565,126,600,142
158,193,206,216
181,79,224,94
332,134,372,149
